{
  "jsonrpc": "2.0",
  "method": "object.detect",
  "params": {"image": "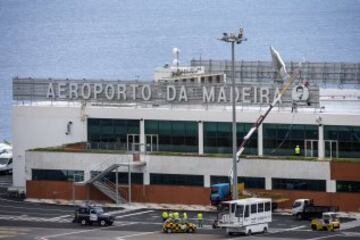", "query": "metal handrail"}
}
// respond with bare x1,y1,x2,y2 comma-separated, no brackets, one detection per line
100,177,128,201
